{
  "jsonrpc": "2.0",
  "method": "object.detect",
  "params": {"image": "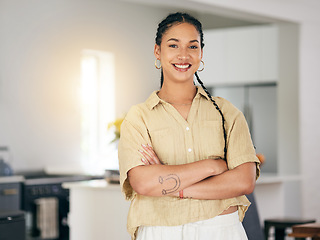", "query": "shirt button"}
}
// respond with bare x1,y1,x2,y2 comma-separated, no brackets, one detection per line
186,127,190,131
188,148,192,153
